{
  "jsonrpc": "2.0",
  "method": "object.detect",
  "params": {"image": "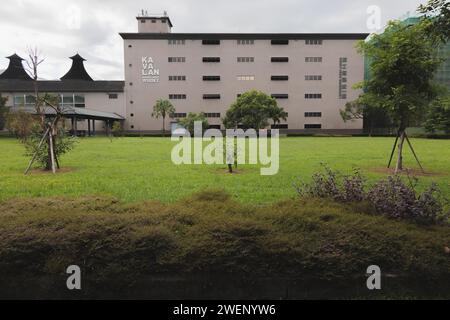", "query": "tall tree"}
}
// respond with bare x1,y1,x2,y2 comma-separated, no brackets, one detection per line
356,21,442,173
223,90,287,130
22,48,74,173
178,112,209,135
151,99,175,136
340,92,392,136
424,96,450,134
418,0,450,43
